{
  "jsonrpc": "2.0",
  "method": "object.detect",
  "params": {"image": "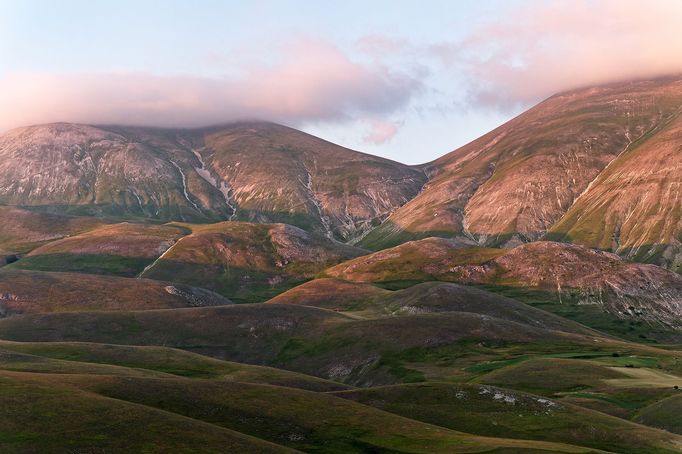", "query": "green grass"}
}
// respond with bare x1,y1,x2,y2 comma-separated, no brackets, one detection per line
465,357,529,374
470,284,680,343
636,394,682,435
334,382,682,454
56,373,607,454
7,253,151,277
0,343,607,453
0,341,350,392
0,373,291,453
477,358,628,395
